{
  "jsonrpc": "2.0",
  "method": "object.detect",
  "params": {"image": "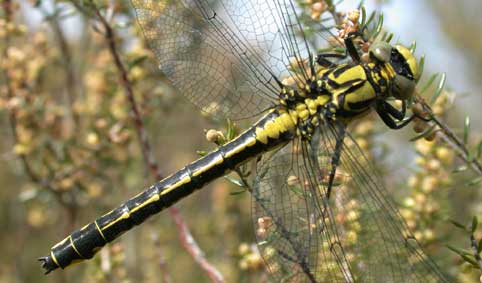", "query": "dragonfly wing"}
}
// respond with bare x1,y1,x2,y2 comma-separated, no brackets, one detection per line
252,120,449,282
131,0,280,120
252,139,353,283
131,0,339,120
314,121,449,282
